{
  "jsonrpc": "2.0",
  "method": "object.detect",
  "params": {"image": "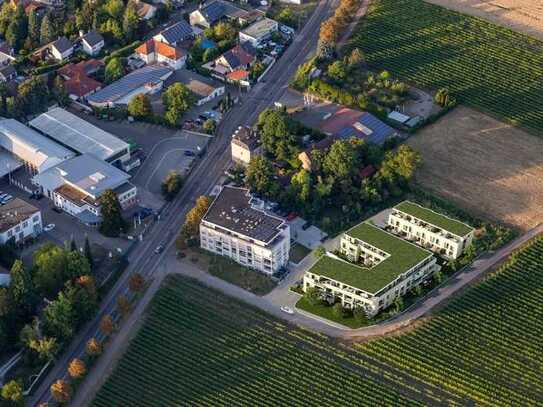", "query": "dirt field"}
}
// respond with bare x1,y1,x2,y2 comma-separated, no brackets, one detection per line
425,0,543,40
408,106,543,231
